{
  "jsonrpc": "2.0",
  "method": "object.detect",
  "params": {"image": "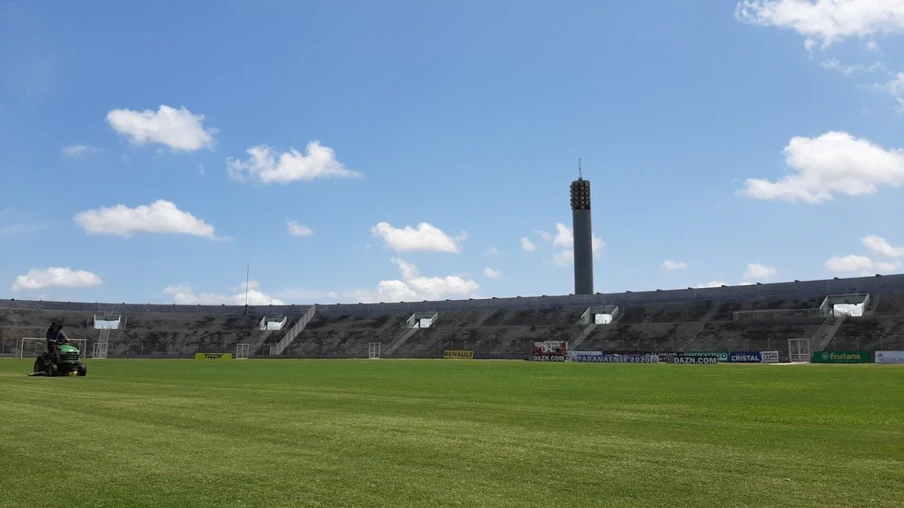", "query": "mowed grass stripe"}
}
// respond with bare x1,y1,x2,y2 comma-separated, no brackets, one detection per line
1,359,902,507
